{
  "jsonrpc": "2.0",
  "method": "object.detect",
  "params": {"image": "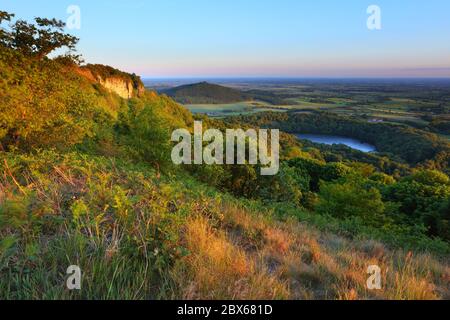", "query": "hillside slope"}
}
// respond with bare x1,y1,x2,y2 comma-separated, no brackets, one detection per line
1,151,448,299
0,47,449,300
